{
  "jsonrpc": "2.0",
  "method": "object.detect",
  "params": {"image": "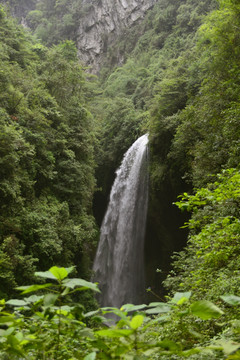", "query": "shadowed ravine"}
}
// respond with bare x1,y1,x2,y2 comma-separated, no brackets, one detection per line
93,134,149,308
